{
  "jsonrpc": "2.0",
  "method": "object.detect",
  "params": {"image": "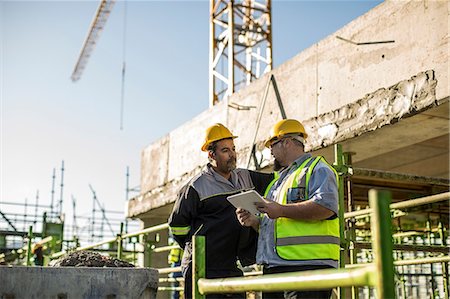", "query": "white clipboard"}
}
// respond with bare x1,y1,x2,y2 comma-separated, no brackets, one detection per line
227,190,265,215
